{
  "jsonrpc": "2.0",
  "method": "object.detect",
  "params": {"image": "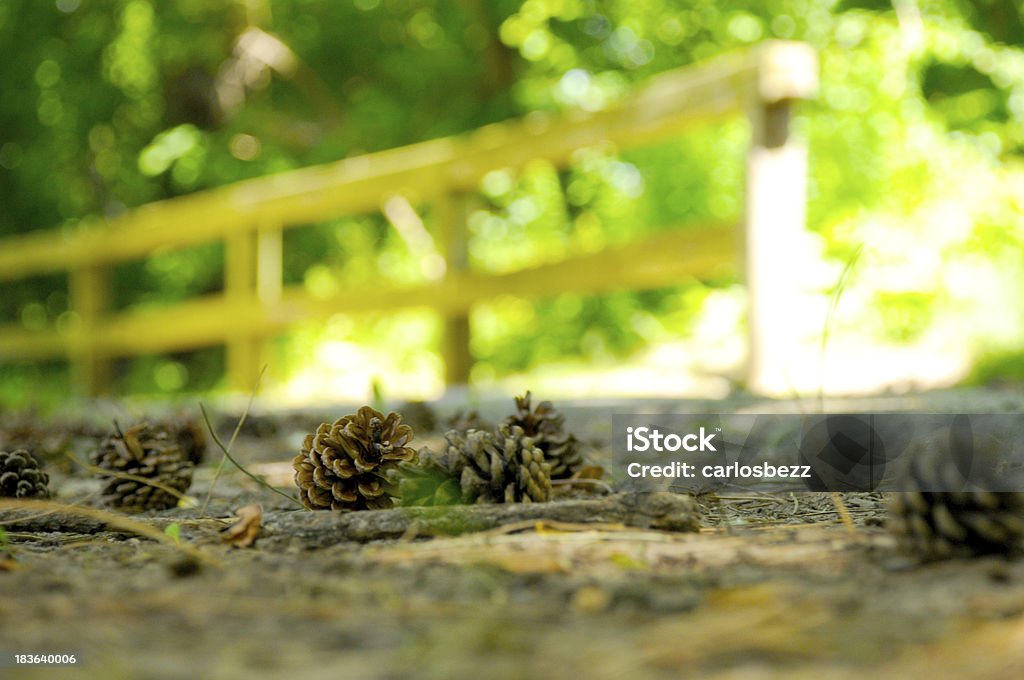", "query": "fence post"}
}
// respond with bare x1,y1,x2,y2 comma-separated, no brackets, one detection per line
435,193,472,387
257,223,283,306
69,265,110,396
225,229,262,392
742,42,817,394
